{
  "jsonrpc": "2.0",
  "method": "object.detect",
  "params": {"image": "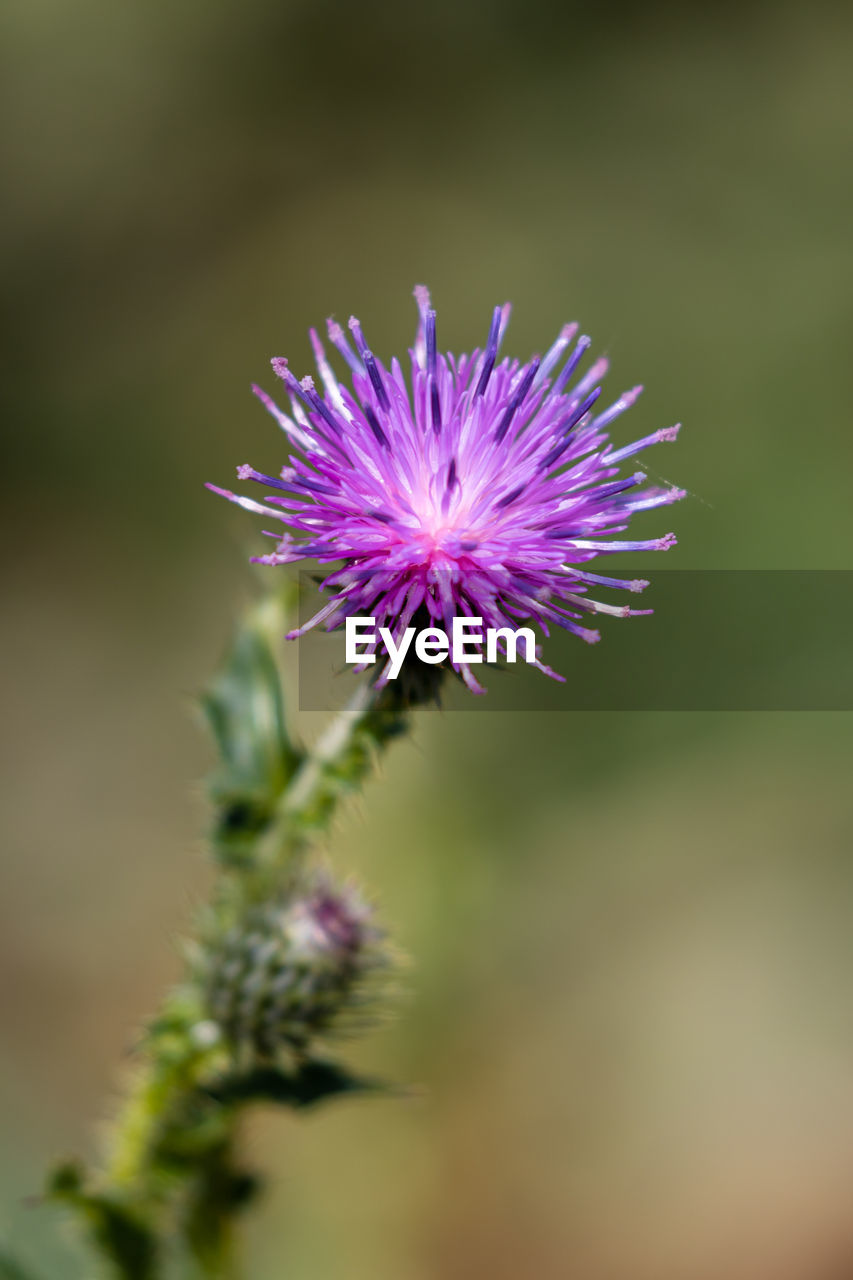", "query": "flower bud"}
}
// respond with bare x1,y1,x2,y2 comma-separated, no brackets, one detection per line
202,877,389,1060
